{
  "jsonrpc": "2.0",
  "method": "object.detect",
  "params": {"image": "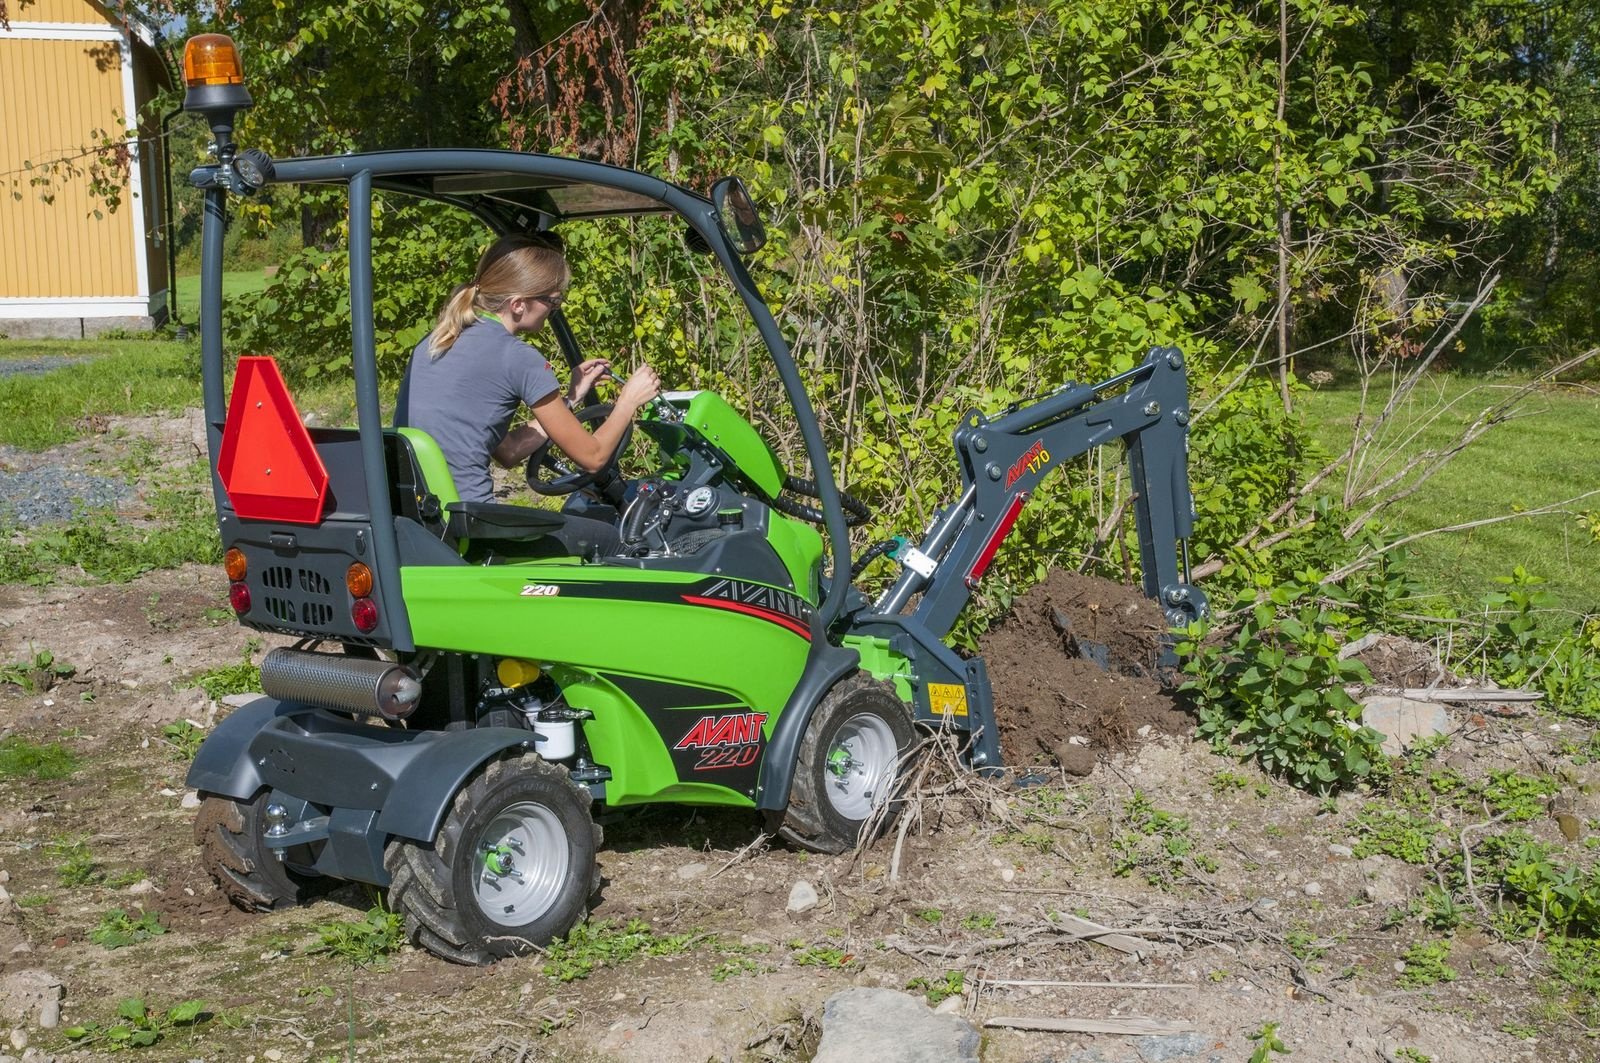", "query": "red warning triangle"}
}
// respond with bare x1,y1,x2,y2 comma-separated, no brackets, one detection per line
217,356,329,524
